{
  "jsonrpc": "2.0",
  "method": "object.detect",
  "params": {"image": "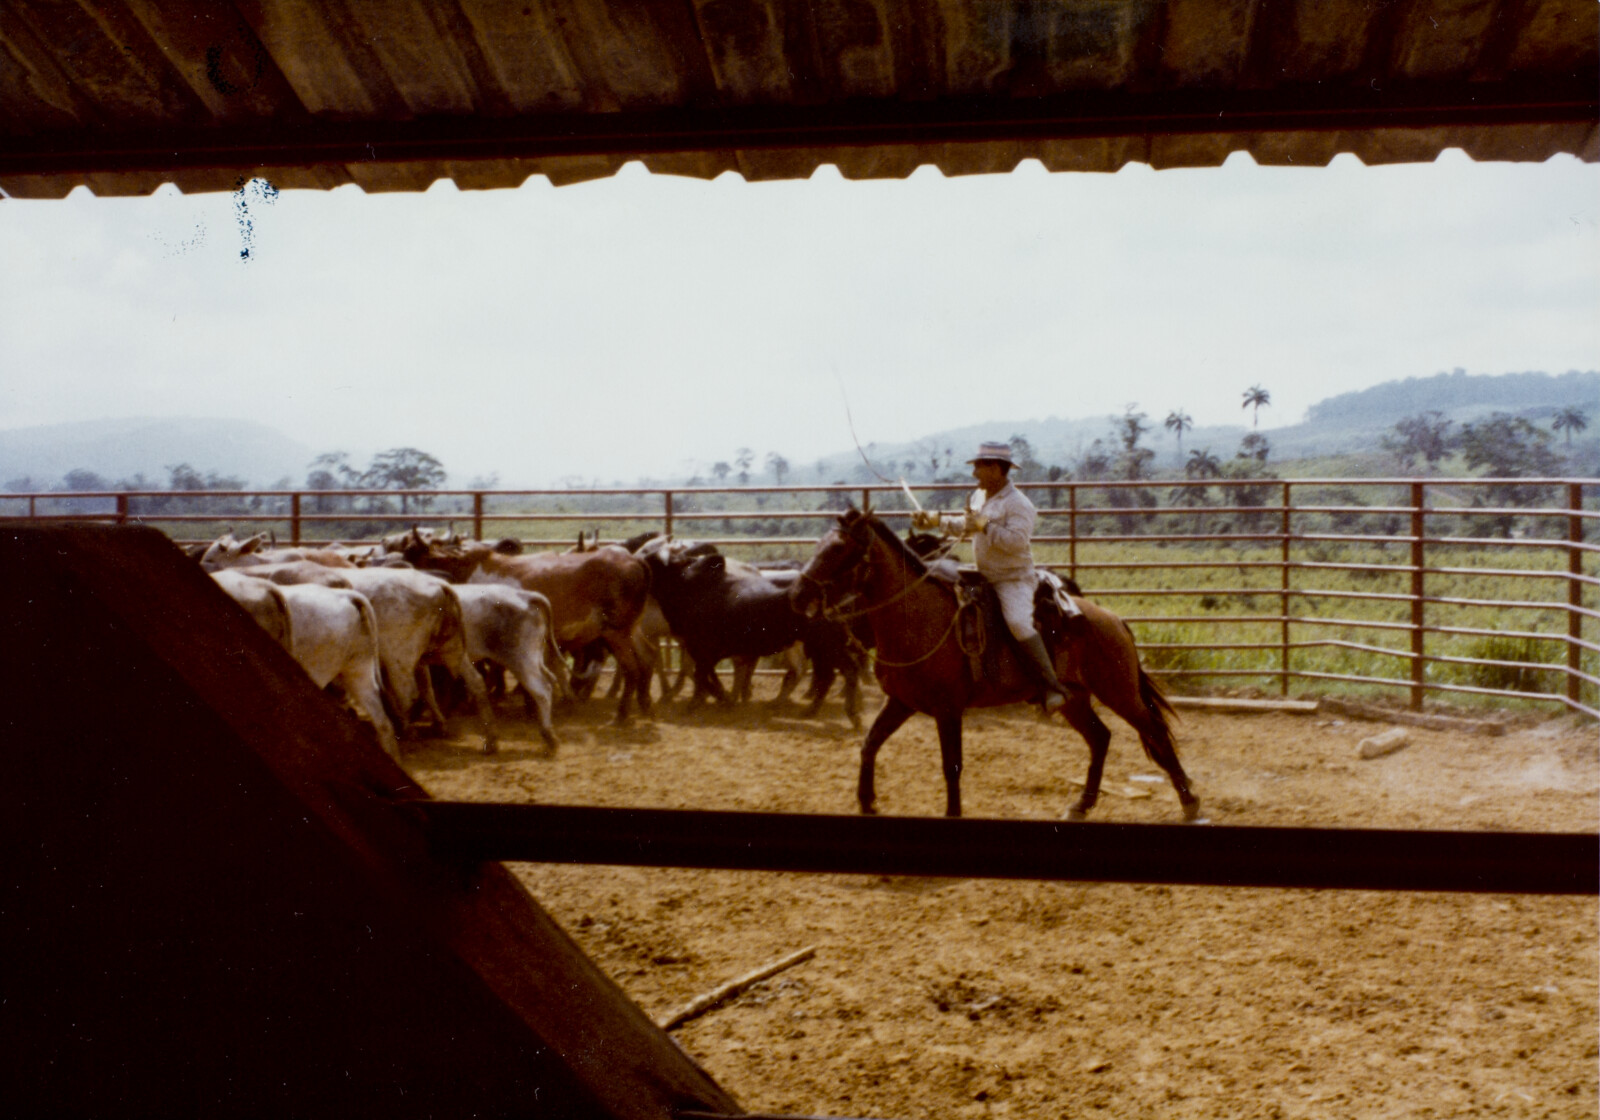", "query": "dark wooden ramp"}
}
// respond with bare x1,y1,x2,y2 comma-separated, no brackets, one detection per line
0,523,740,1120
